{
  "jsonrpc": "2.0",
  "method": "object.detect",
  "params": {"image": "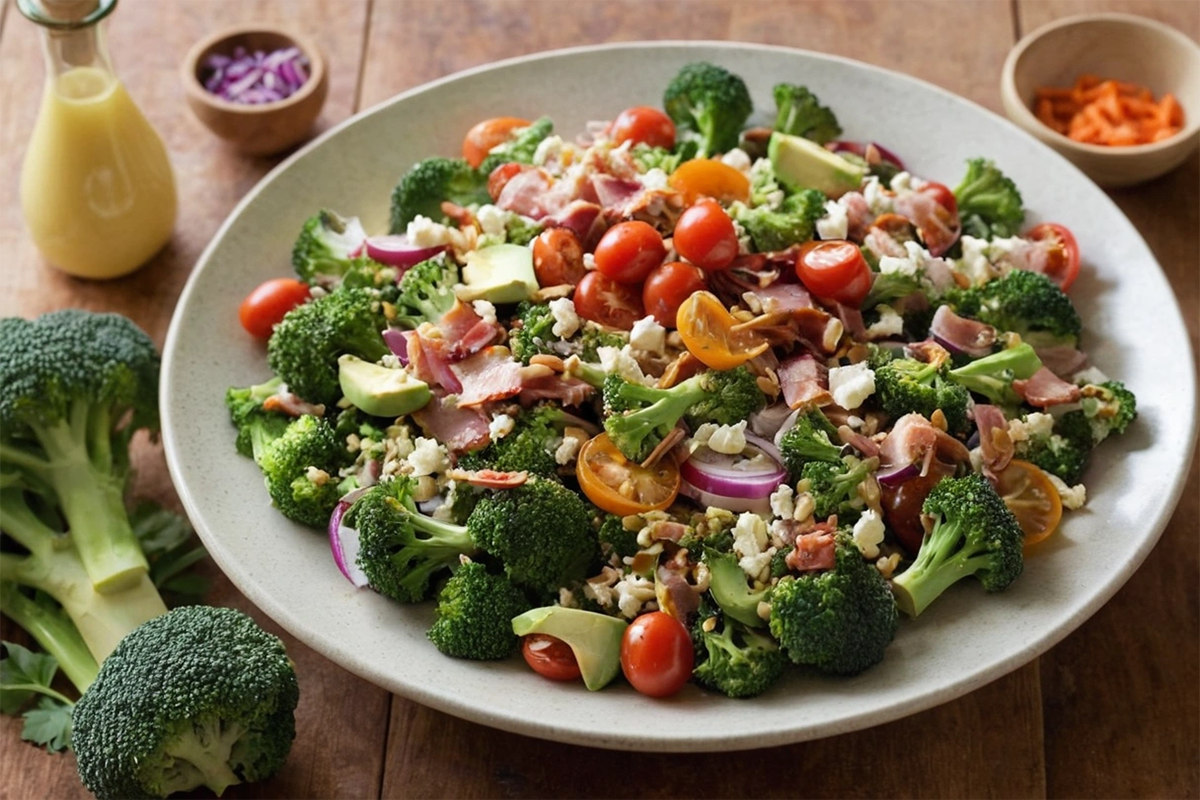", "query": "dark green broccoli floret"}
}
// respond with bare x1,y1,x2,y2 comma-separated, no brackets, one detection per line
891,473,1024,617
692,613,786,698
947,342,1043,407
778,409,843,478
602,367,766,463
953,158,1025,240
456,404,570,478
874,356,970,435
392,254,460,330
597,514,640,560
772,83,841,145
768,533,897,675
389,157,490,232
478,117,554,175
266,288,390,407
427,561,531,660
950,269,1082,348
509,302,624,364
224,377,290,459
1079,380,1137,444
505,215,544,247
71,606,299,800
291,209,371,284
256,415,344,528
704,549,770,629
663,62,753,158
1016,412,1093,484
799,456,873,524
734,189,826,252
